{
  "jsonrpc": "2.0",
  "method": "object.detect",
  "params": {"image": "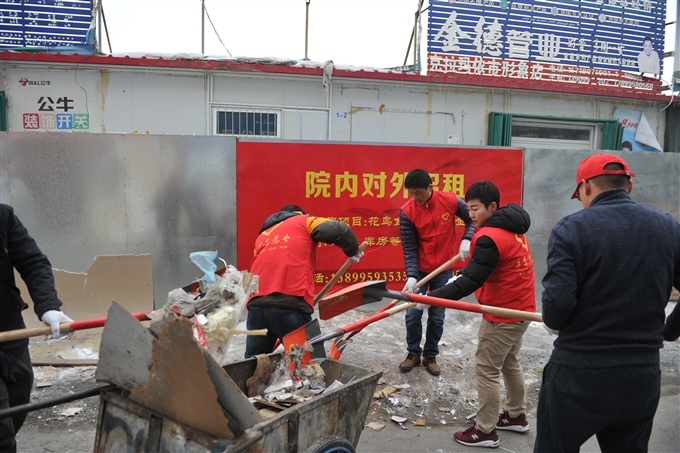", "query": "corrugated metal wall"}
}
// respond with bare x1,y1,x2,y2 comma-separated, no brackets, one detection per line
0,133,236,306
1,133,678,309
665,104,680,153
523,148,680,307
